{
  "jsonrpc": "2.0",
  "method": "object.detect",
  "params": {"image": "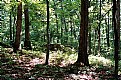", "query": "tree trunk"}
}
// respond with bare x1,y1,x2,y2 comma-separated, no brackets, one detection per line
70,17,73,36
13,2,22,52
24,4,32,50
114,0,120,79
10,11,12,46
107,12,110,47
60,0,64,44
98,0,101,55
76,0,89,66
13,13,16,43
88,31,91,54
53,0,59,43
45,0,50,65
